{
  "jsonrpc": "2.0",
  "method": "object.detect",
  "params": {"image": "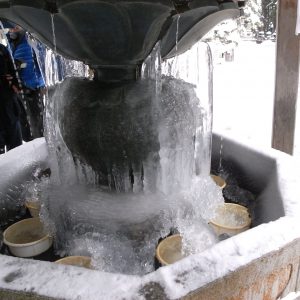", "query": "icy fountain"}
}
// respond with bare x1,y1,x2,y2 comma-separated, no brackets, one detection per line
1,1,300,300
